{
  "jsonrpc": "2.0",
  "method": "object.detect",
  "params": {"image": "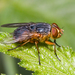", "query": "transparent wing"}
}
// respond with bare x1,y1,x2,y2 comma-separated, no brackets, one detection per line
0,32,33,44
0,33,20,44
1,22,35,27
